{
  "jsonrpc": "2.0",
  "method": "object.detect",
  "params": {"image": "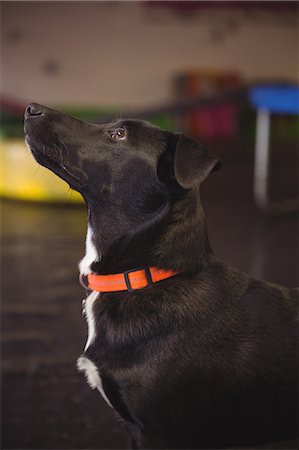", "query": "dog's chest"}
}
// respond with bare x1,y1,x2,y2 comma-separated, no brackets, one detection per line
77,292,113,408
77,227,114,406
82,291,98,351
77,228,142,418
